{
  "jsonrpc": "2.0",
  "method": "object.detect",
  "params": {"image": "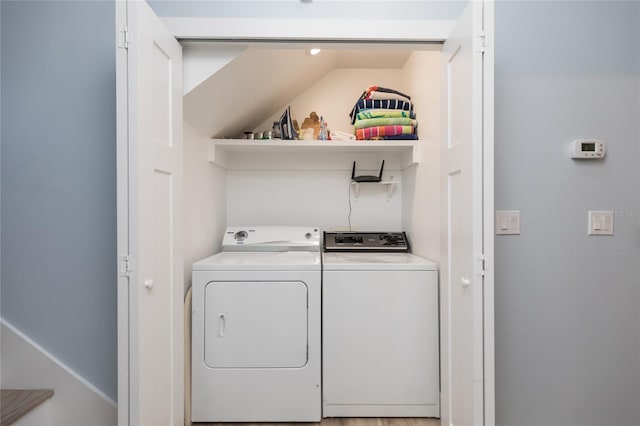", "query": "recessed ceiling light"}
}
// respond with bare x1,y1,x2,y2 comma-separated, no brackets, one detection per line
306,48,322,56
